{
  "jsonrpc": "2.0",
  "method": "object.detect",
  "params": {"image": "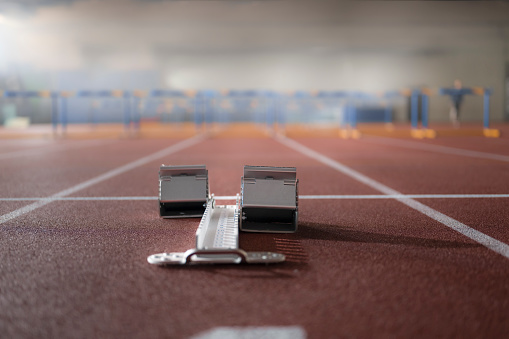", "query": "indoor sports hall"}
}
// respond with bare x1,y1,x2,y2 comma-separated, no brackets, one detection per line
1,1,509,338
